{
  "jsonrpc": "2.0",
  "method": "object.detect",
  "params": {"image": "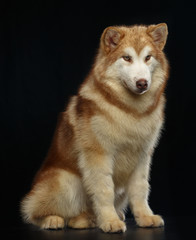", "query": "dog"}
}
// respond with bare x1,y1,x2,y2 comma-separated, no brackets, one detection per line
21,23,169,233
